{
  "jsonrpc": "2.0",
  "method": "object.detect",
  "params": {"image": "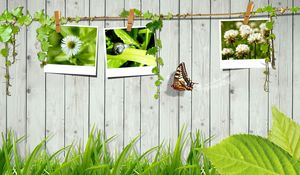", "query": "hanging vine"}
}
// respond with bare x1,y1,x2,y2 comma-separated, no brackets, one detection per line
0,5,299,98
0,7,32,95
